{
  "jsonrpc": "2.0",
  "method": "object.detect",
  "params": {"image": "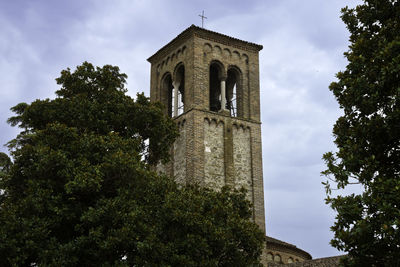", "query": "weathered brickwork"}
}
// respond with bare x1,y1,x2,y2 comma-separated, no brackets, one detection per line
203,118,225,189
267,255,343,267
148,24,265,236
264,236,312,265
173,120,186,184
233,125,252,200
